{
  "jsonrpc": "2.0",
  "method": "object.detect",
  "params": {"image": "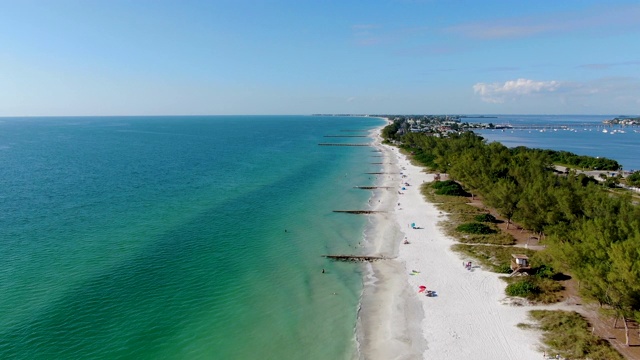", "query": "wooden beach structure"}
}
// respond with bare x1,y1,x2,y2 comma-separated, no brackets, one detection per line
318,143,371,146
353,186,392,189
323,135,368,138
333,210,385,214
323,255,386,262
509,254,531,276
